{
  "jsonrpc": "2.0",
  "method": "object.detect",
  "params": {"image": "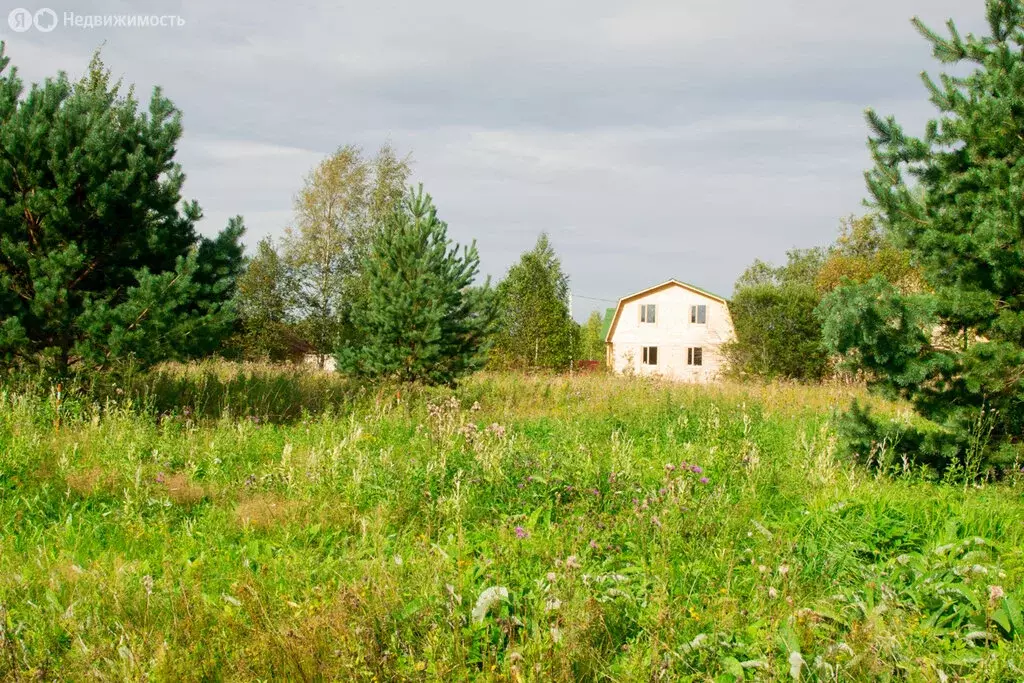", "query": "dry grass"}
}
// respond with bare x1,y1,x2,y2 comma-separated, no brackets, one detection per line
159,472,208,507
234,494,304,530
